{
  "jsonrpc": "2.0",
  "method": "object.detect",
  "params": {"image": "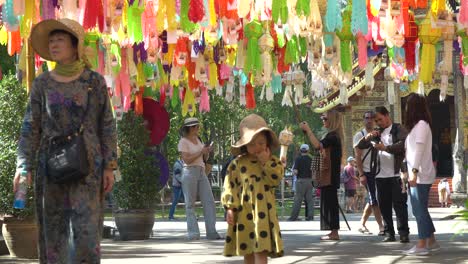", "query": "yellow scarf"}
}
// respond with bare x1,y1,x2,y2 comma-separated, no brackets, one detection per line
54,60,85,77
